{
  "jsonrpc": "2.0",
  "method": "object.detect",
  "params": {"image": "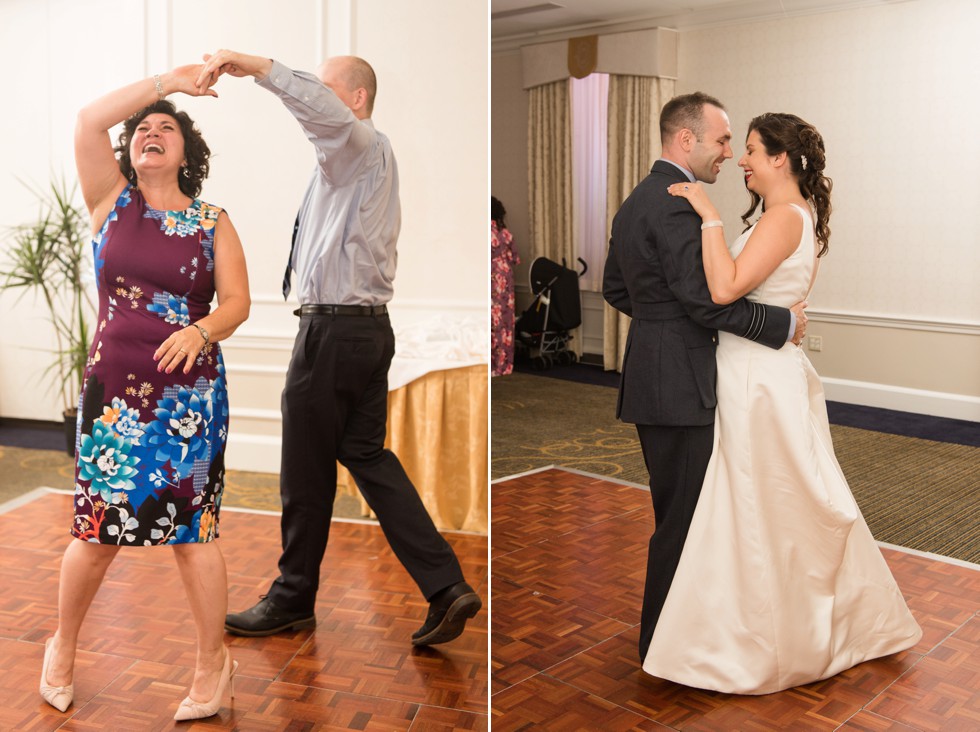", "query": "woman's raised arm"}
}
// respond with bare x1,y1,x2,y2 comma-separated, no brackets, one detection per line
74,65,219,227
